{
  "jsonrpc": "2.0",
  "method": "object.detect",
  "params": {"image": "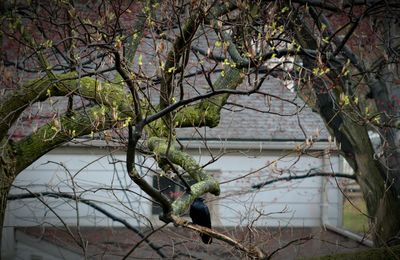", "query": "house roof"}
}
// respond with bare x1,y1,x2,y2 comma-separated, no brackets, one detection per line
176,77,327,142
9,78,328,144
4,20,328,144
